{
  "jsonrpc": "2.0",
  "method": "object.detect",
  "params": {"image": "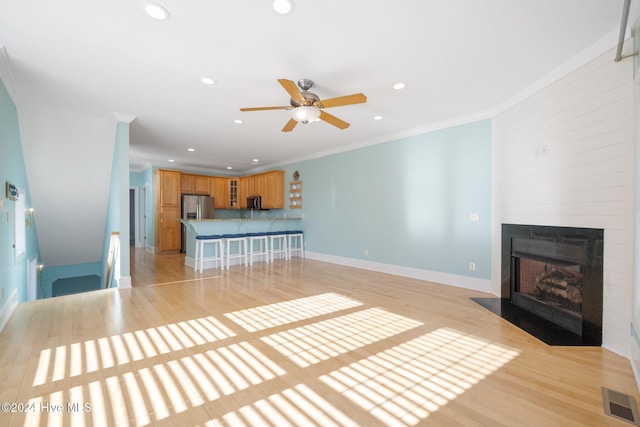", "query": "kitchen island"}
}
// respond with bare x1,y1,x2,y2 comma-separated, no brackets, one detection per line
180,218,304,269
